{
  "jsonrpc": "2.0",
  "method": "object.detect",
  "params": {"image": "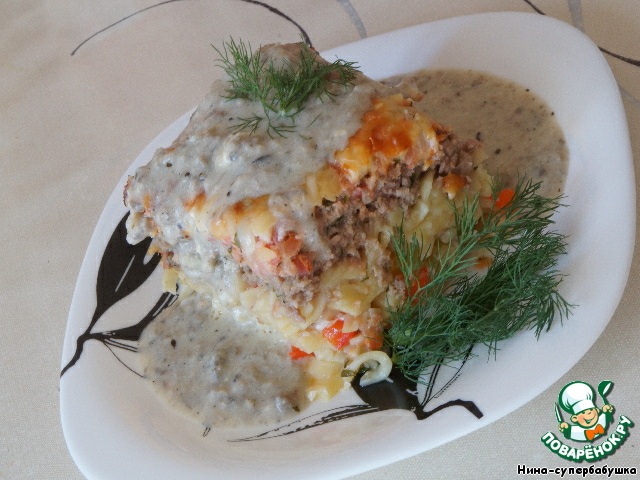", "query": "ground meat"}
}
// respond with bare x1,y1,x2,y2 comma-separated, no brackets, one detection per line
435,133,482,177
242,267,320,310
314,132,481,264
235,163,425,309
314,162,426,262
